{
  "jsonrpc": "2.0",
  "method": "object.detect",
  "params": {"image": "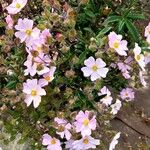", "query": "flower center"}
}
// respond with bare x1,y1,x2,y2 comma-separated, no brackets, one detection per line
37,64,44,71
31,51,39,57
92,65,98,71
25,29,32,36
45,76,51,81
16,3,21,8
58,125,65,132
83,119,89,126
83,138,89,144
113,42,119,49
31,90,37,96
51,138,56,144
136,55,141,61
125,93,128,97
